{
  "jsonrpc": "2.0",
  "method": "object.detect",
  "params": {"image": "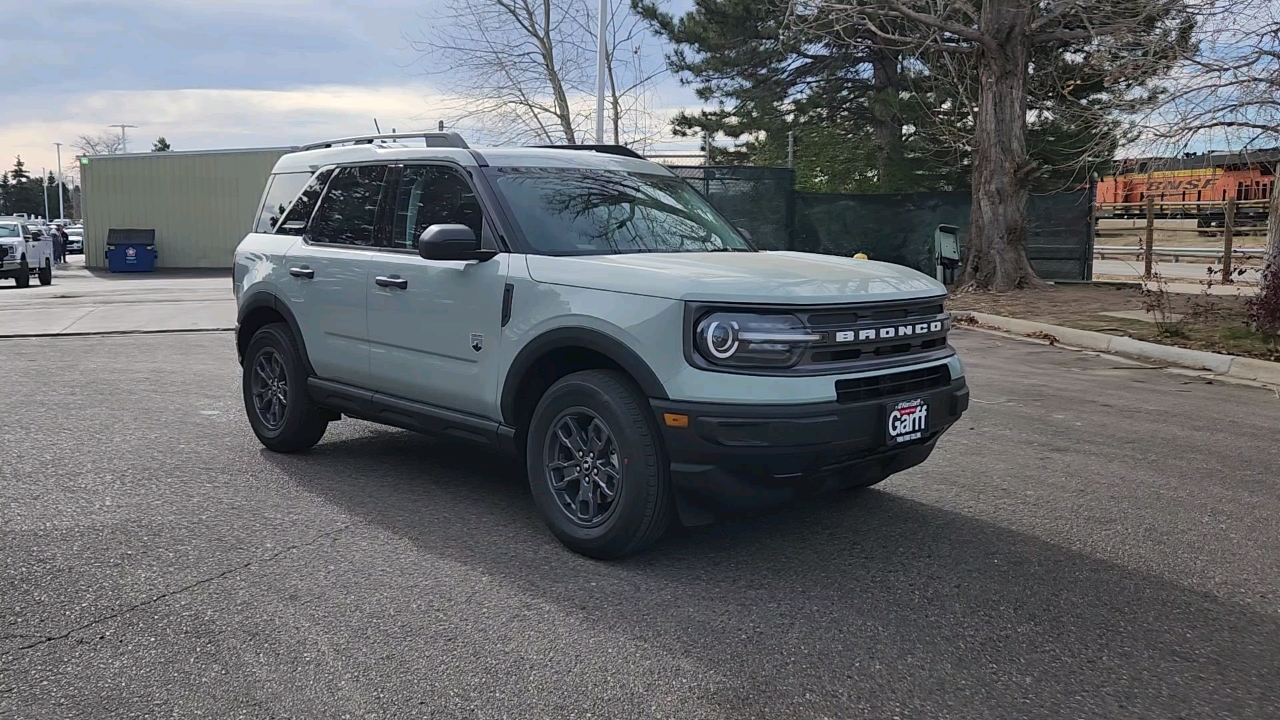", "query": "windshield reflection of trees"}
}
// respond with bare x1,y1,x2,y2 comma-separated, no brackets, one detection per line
507,169,745,254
